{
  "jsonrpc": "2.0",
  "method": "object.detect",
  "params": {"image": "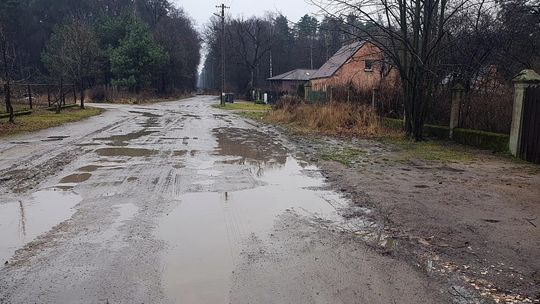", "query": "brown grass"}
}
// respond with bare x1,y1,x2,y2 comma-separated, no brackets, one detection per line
268,96,400,137
0,107,102,137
